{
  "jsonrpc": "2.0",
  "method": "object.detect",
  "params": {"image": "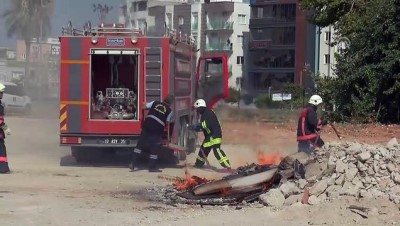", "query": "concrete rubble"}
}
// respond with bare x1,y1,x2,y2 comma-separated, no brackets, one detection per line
275,140,400,207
